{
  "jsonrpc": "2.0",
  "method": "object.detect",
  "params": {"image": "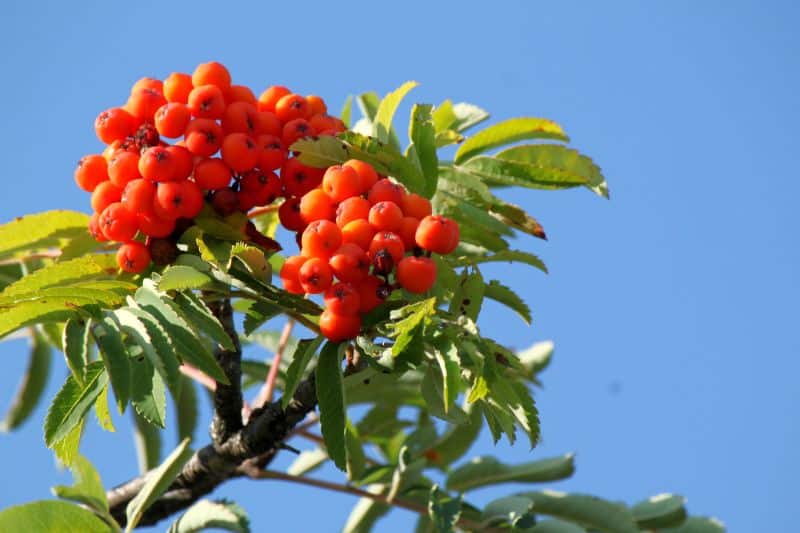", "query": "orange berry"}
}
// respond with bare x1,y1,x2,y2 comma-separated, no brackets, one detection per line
188,84,226,119
154,102,191,138
258,85,291,113
397,216,420,250
99,202,138,242
355,275,386,312
184,118,223,157
298,257,333,294
329,243,370,283
163,72,193,103
75,154,108,192
95,107,135,144
335,197,371,227
368,231,405,263
131,77,163,94
319,310,361,342
309,114,344,134
368,201,403,231
255,134,286,171
274,93,310,122
367,178,405,205
167,145,194,181
278,196,305,231
192,61,231,91
324,282,360,315
91,181,122,213
281,118,315,148
299,188,335,223
193,157,232,190
226,84,256,105
222,101,259,136
305,95,327,116
221,133,259,172
322,165,361,203
397,256,437,294
88,213,108,242
256,111,282,137
108,151,141,188
280,255,308,294
117,241,151,273
126,88,166,121
139,146,177,182
400,193,432,219
281,158,324,197
343,159,378,192
341,219,376,251
301,219,342,259
122,178,156,213
137,211,175,238
415,215,460,254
